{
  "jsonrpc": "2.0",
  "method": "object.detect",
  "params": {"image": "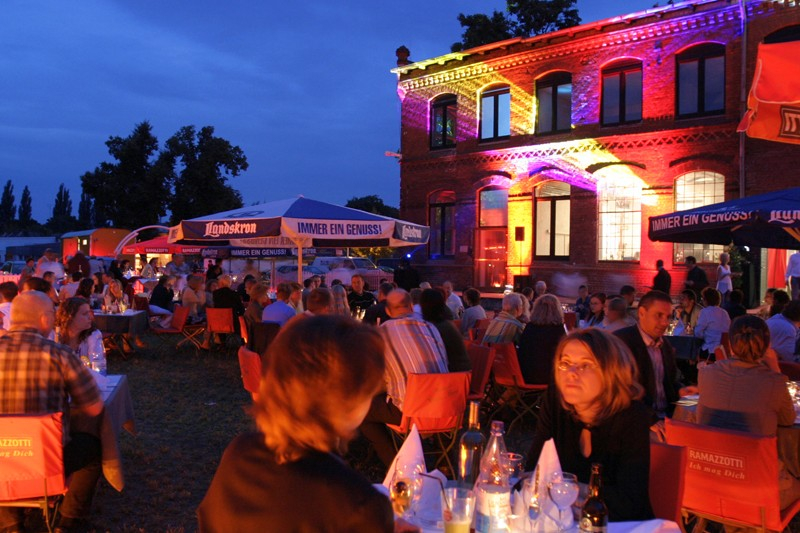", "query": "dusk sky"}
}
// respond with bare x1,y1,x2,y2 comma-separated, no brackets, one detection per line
1,0,658,223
